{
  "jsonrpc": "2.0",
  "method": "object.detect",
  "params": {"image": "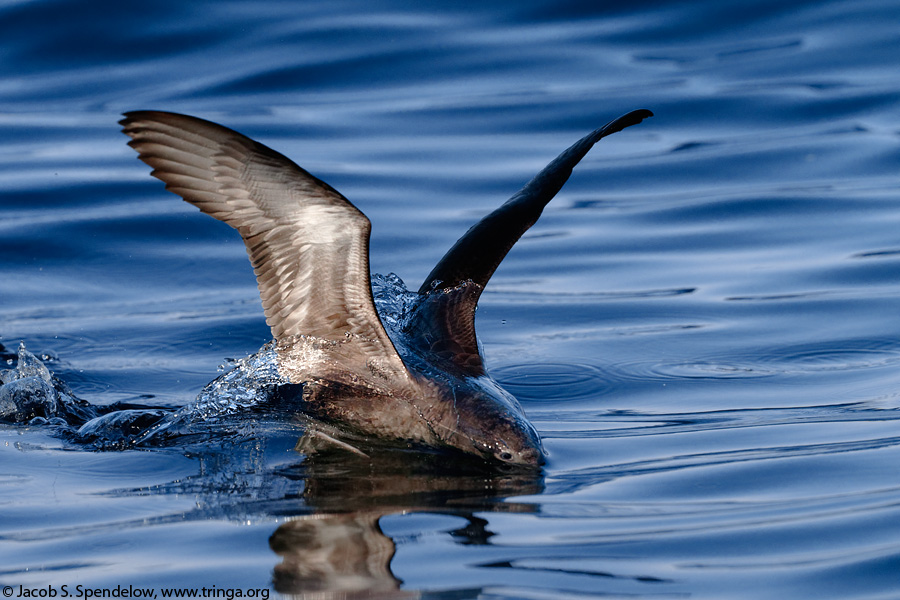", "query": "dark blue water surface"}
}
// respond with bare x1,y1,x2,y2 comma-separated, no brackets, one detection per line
3,0,900,598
